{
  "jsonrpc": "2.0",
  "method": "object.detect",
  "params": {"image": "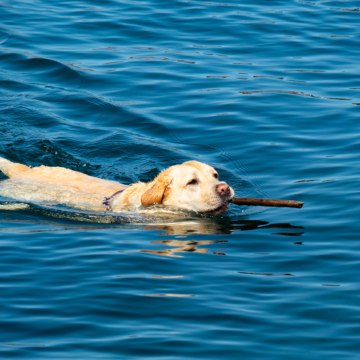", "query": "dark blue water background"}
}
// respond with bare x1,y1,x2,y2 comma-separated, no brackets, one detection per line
1,0,360,358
